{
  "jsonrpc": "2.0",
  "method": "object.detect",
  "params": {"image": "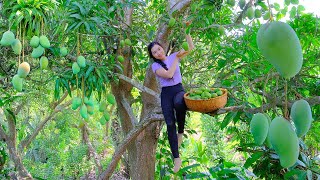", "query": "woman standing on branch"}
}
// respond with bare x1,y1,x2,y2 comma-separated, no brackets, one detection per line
147,22,194,173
